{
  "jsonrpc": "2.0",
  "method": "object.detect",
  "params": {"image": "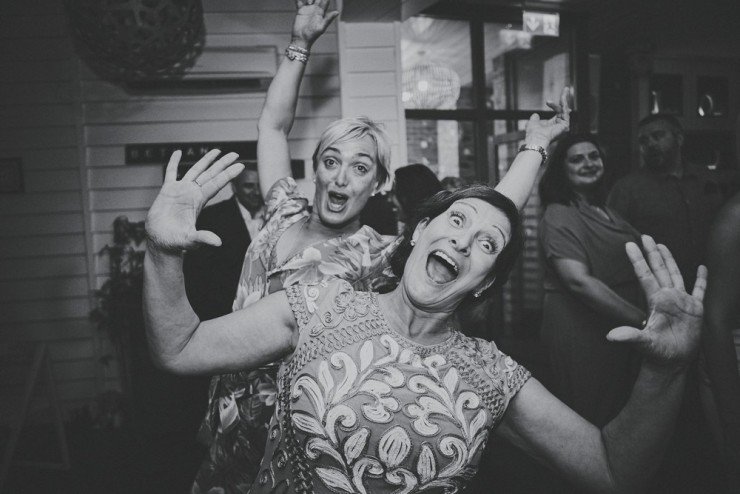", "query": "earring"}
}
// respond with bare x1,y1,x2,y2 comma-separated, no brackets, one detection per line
312,177,317,184
410,239,415,246
473,290,481,298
